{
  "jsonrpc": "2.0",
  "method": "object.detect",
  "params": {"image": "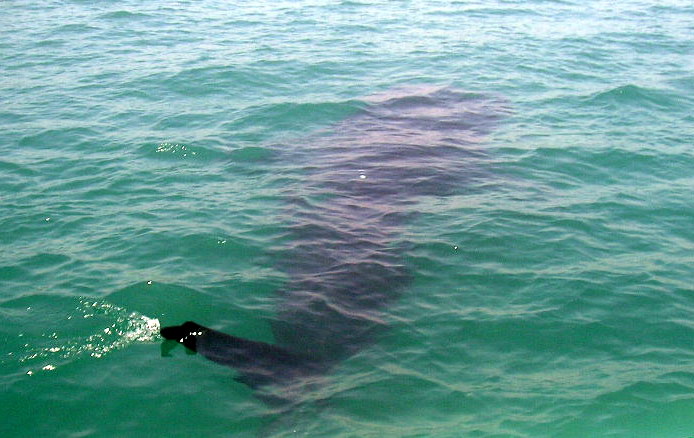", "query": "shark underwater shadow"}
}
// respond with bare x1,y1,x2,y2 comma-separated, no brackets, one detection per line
161,85,508,403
